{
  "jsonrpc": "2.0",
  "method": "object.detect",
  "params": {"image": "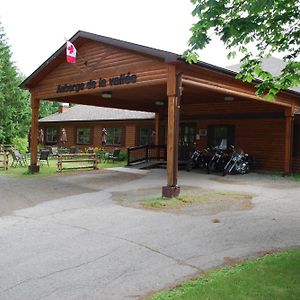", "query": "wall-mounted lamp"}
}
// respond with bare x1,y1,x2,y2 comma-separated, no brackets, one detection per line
224,96,234,101
101,91,112,99
155,100,164,106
